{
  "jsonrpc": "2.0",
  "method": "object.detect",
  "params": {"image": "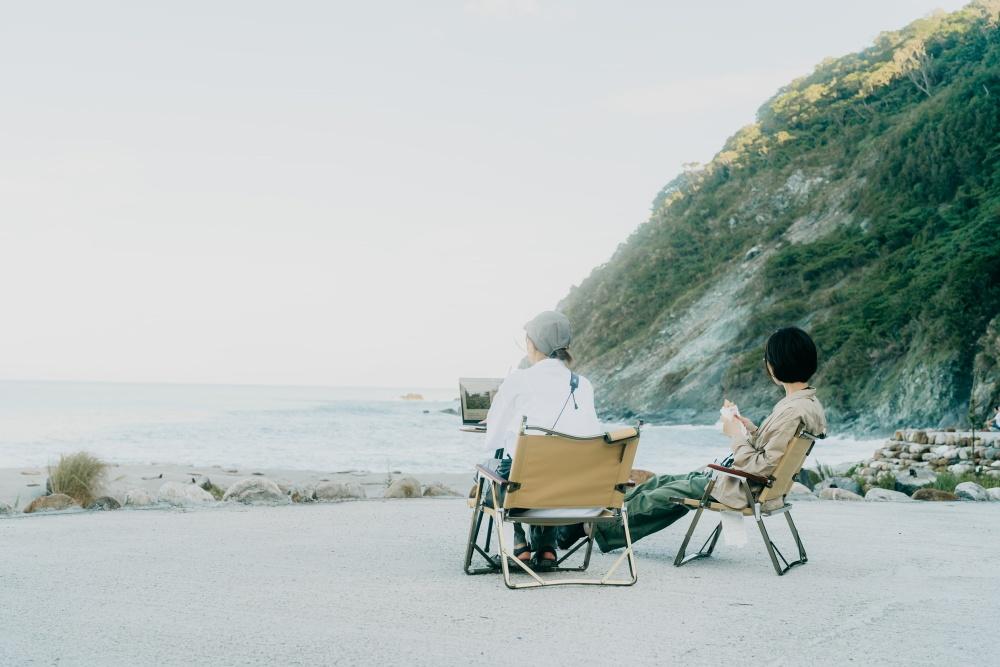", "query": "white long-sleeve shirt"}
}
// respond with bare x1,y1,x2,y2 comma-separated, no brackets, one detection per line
483,358,603,458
